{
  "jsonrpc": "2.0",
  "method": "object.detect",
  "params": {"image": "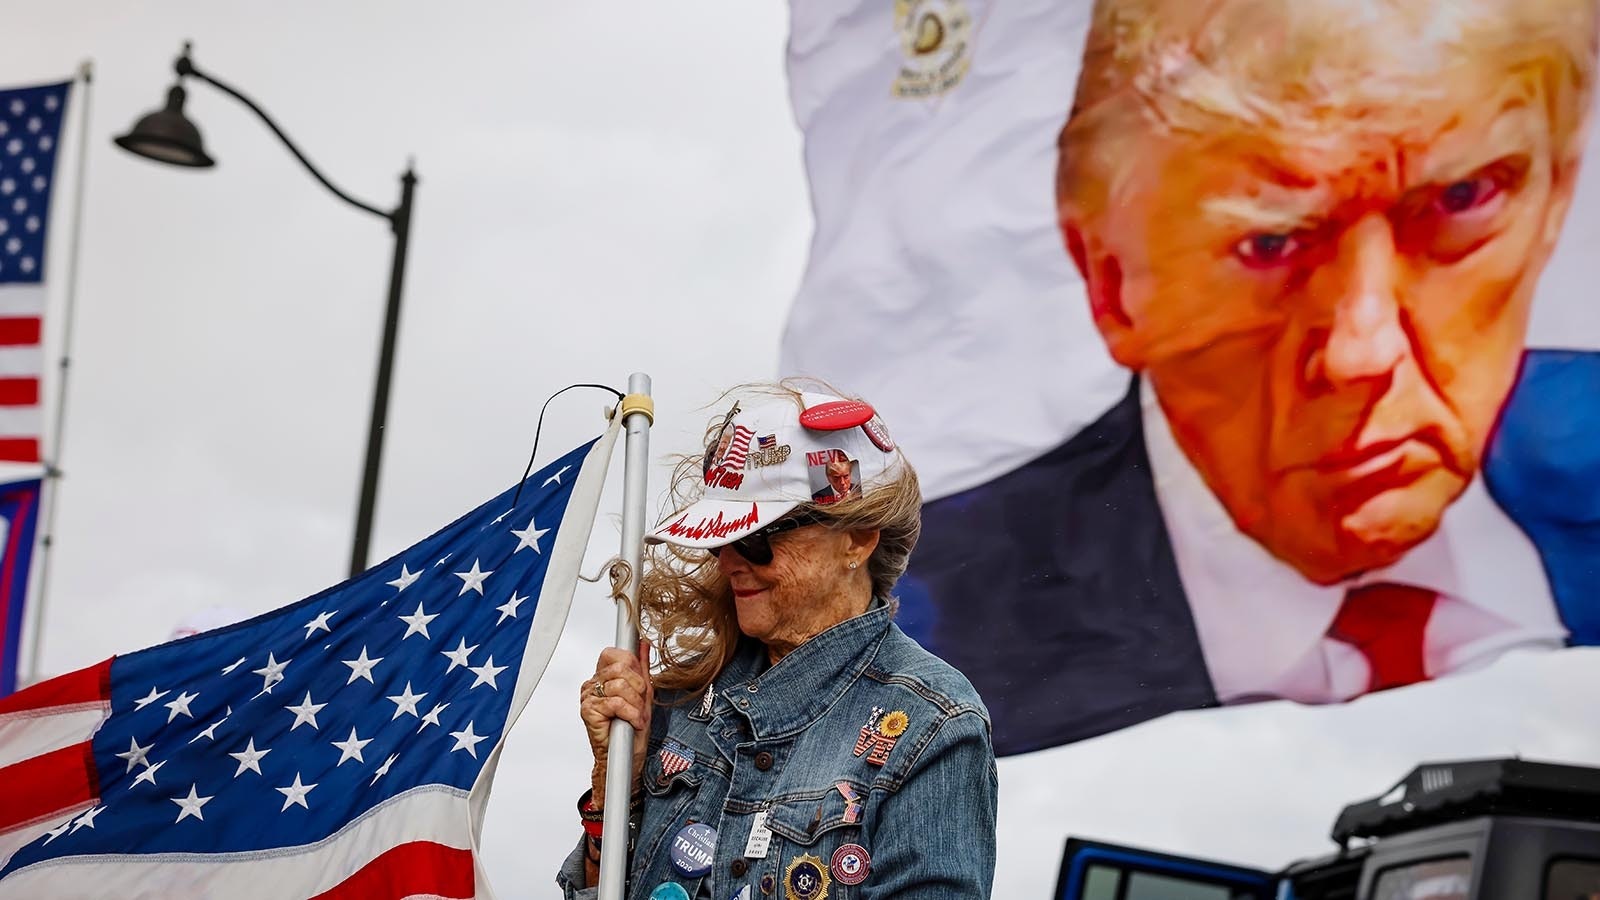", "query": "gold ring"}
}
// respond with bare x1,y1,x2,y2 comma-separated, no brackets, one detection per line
592,680,606,698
